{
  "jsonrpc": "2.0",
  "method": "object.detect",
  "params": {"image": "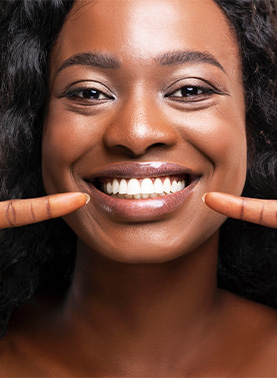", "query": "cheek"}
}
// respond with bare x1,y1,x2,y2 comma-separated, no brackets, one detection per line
206,103,247,193
199,111,246,173
42,106,94,193
170,98,247,194
43,107,92,159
